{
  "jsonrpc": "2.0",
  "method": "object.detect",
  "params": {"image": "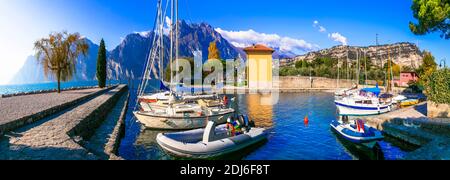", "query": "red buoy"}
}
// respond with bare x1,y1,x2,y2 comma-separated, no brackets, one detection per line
304,115,309,125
